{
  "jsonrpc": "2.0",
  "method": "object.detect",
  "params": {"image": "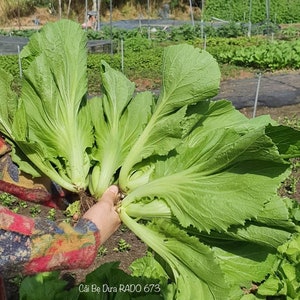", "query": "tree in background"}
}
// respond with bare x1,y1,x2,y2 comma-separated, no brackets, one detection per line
0,0,36,24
